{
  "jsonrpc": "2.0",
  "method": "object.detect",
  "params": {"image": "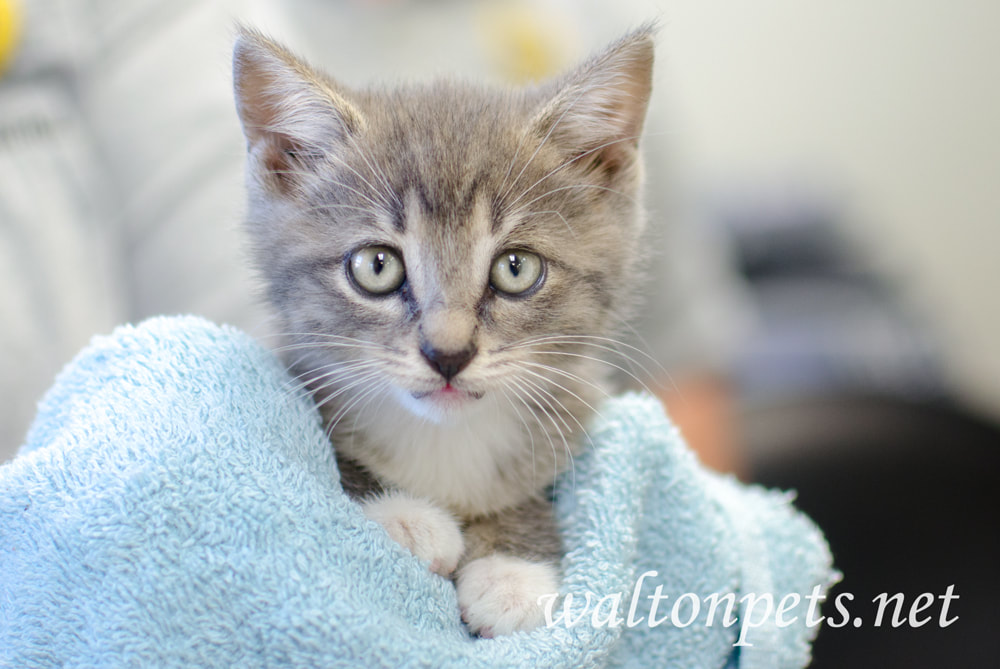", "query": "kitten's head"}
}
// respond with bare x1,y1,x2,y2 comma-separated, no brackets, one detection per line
233,26,653,430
